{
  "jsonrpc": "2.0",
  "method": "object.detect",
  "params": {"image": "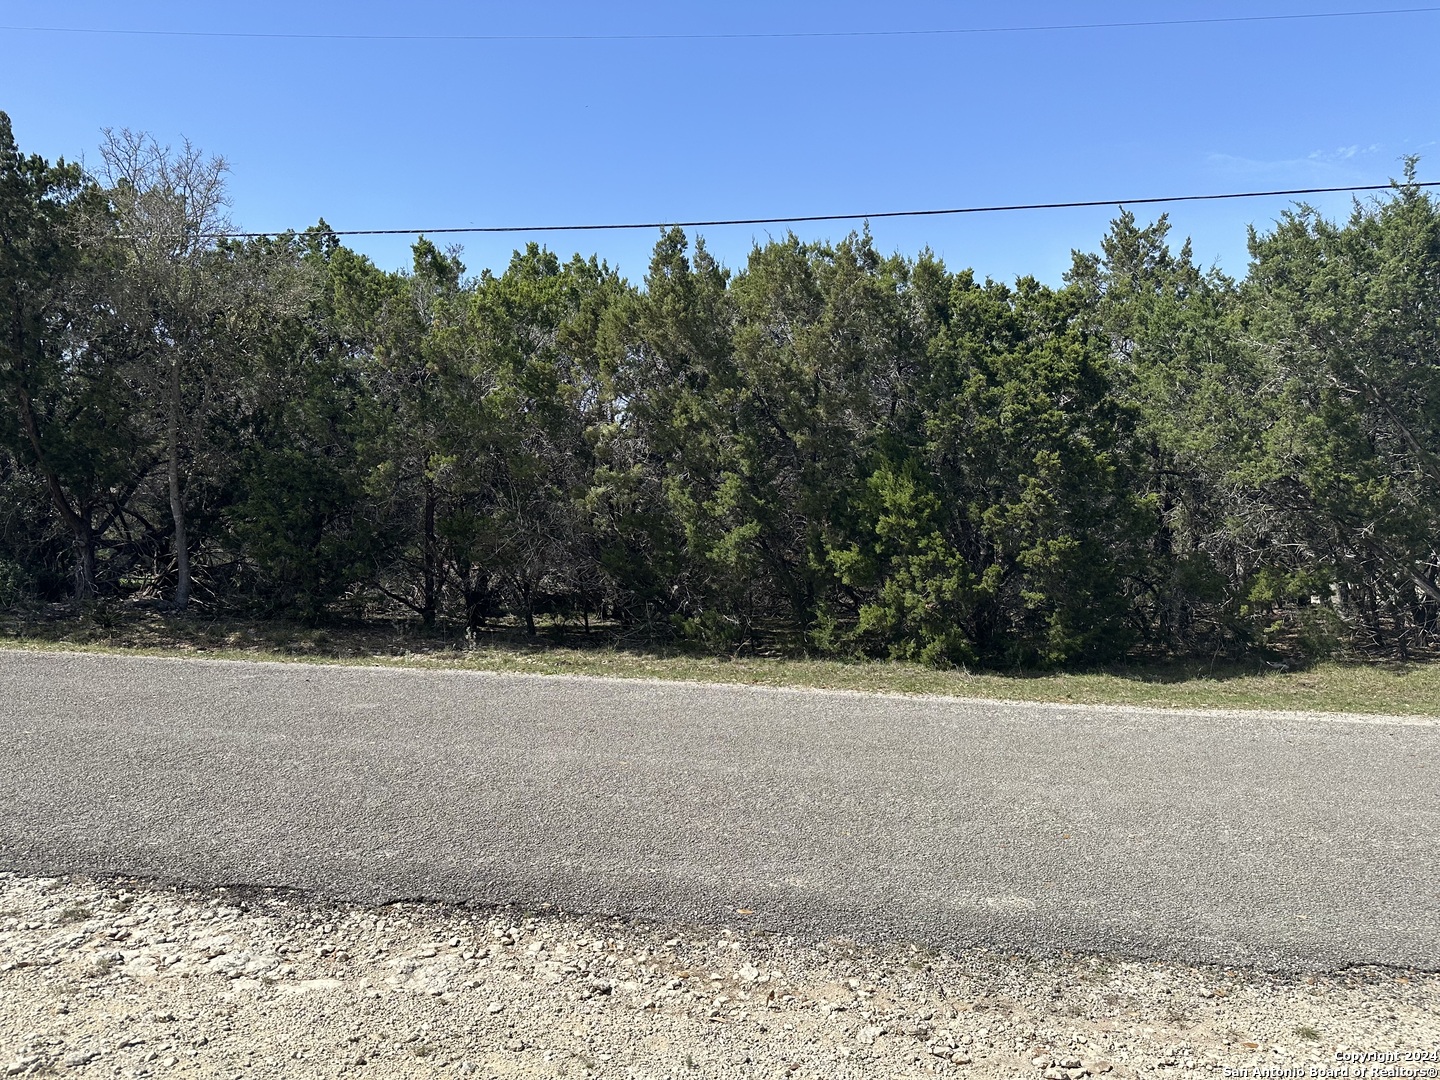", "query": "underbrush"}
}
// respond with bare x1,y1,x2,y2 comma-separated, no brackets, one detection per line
3,603,1438,716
